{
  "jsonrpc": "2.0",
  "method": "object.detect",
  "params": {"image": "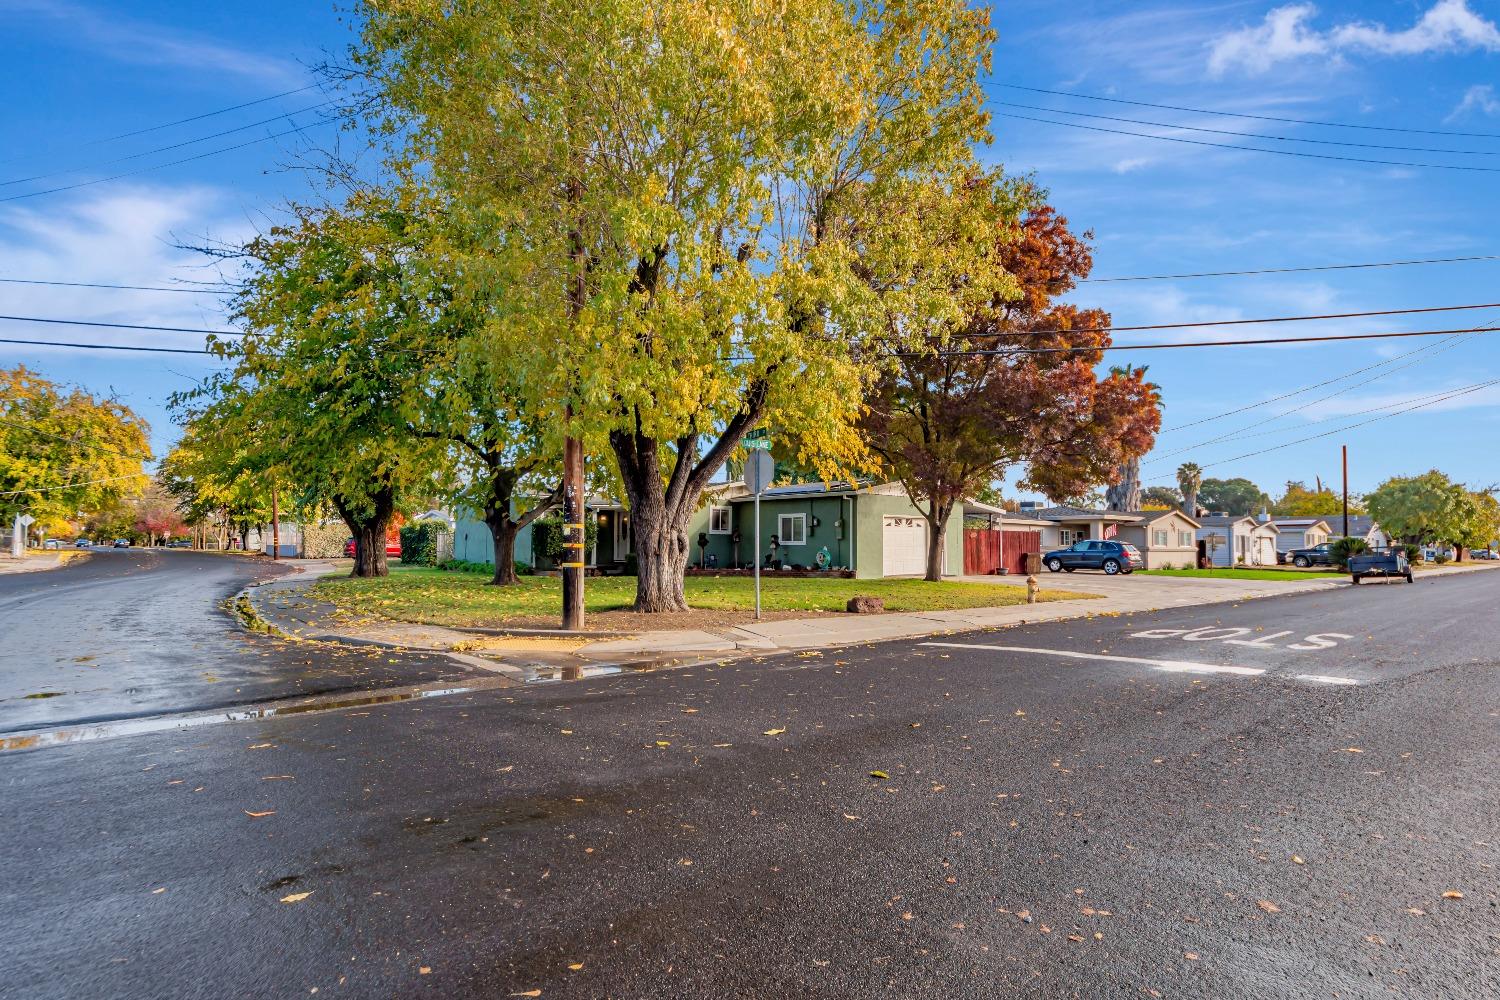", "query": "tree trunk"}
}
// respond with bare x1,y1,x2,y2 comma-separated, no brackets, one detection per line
924,501,953,582
334,489,394,578
631,493,692,612
487,511,521,586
